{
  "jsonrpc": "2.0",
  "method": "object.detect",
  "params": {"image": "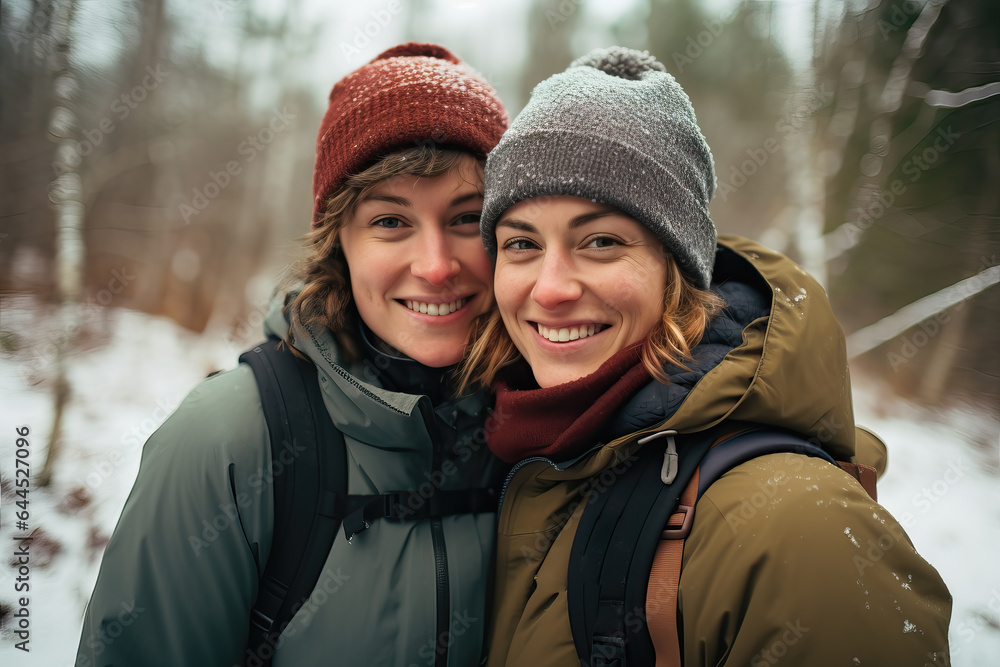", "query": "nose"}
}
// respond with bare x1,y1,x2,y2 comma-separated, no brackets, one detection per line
410,227,461,286
530,248,582,310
